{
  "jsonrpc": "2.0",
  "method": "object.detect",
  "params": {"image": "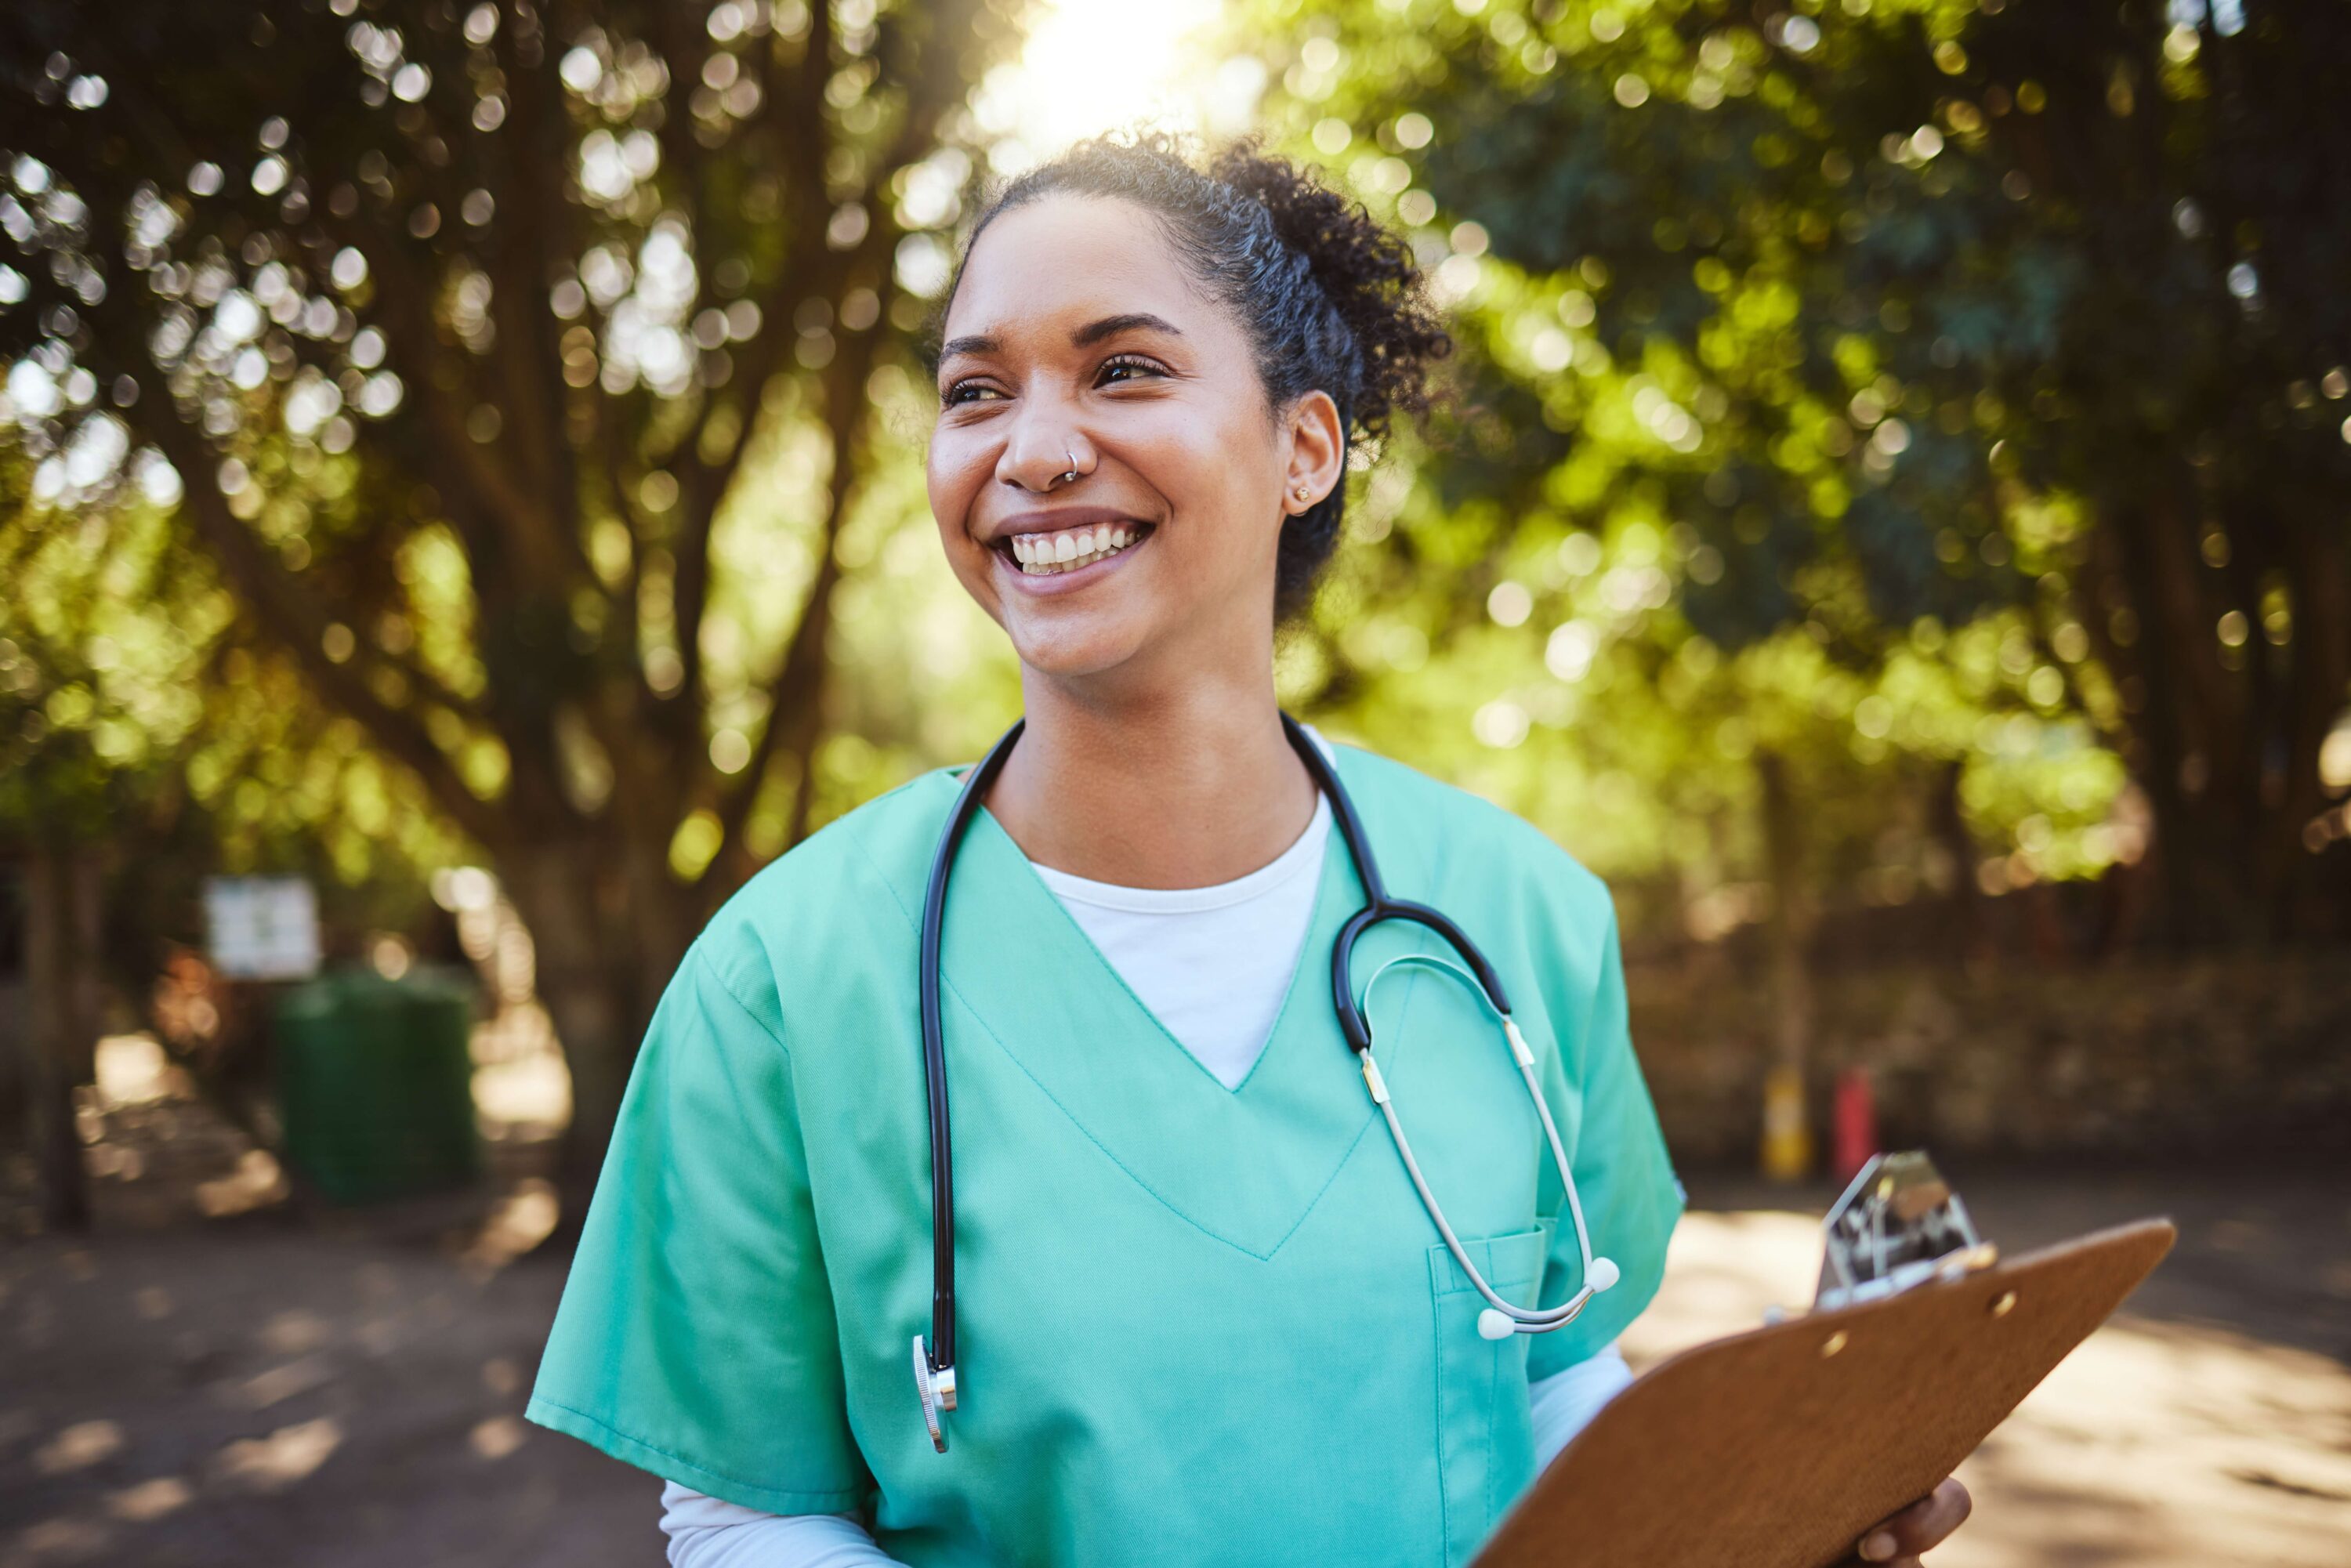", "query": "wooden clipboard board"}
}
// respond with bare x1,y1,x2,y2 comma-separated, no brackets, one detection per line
1473,1218,2177,1568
